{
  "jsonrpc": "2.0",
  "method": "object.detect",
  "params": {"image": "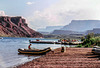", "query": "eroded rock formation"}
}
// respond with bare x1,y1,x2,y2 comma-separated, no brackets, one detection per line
0,16,43,37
